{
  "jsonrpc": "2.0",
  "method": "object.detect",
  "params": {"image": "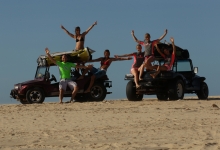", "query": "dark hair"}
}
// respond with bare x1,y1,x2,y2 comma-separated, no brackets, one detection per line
61,54,69,61
145,33,151,38
75,26,80,34
104,49,110,55
136,44,141,47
